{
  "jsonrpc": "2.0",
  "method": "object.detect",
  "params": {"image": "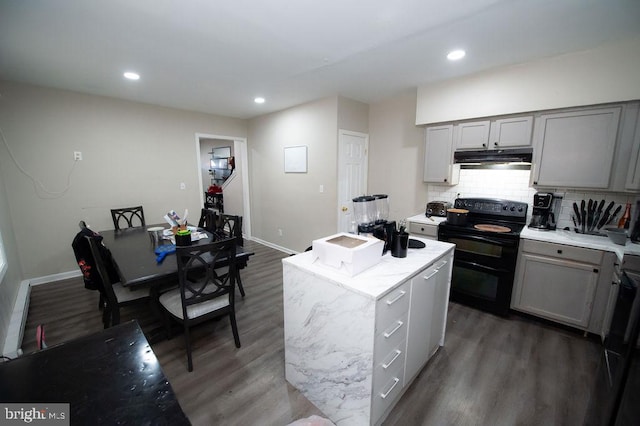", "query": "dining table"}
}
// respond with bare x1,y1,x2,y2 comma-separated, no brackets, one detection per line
98,224,254,290
0,320,190,425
